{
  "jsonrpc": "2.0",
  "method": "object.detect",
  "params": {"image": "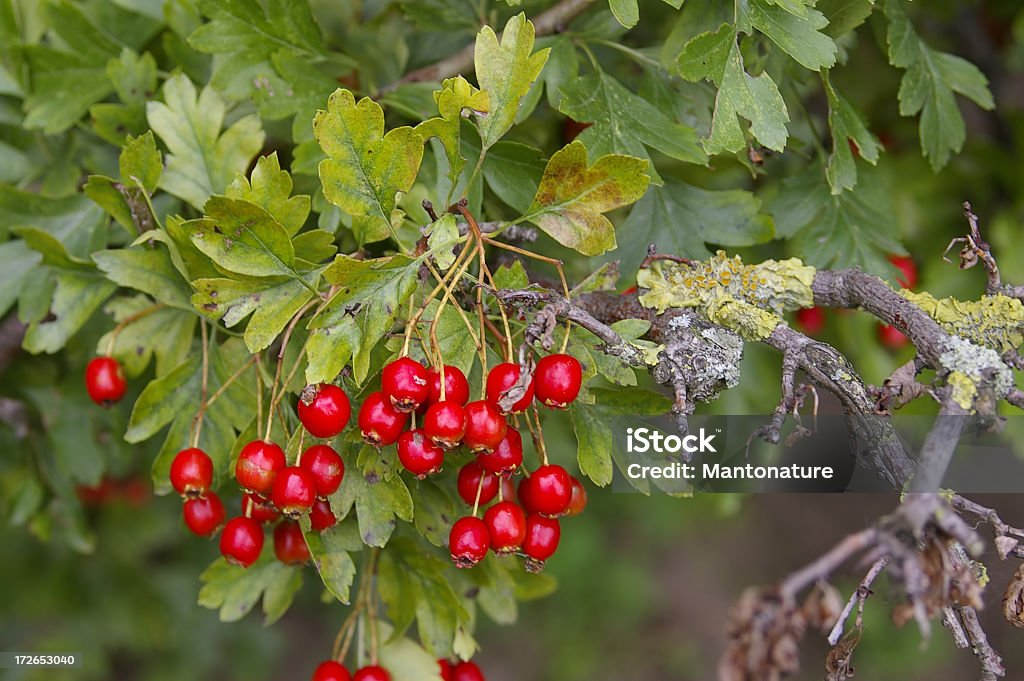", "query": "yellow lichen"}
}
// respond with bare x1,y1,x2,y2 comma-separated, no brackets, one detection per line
900,290,1024,353
947,370,979,412
637,252,816,339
